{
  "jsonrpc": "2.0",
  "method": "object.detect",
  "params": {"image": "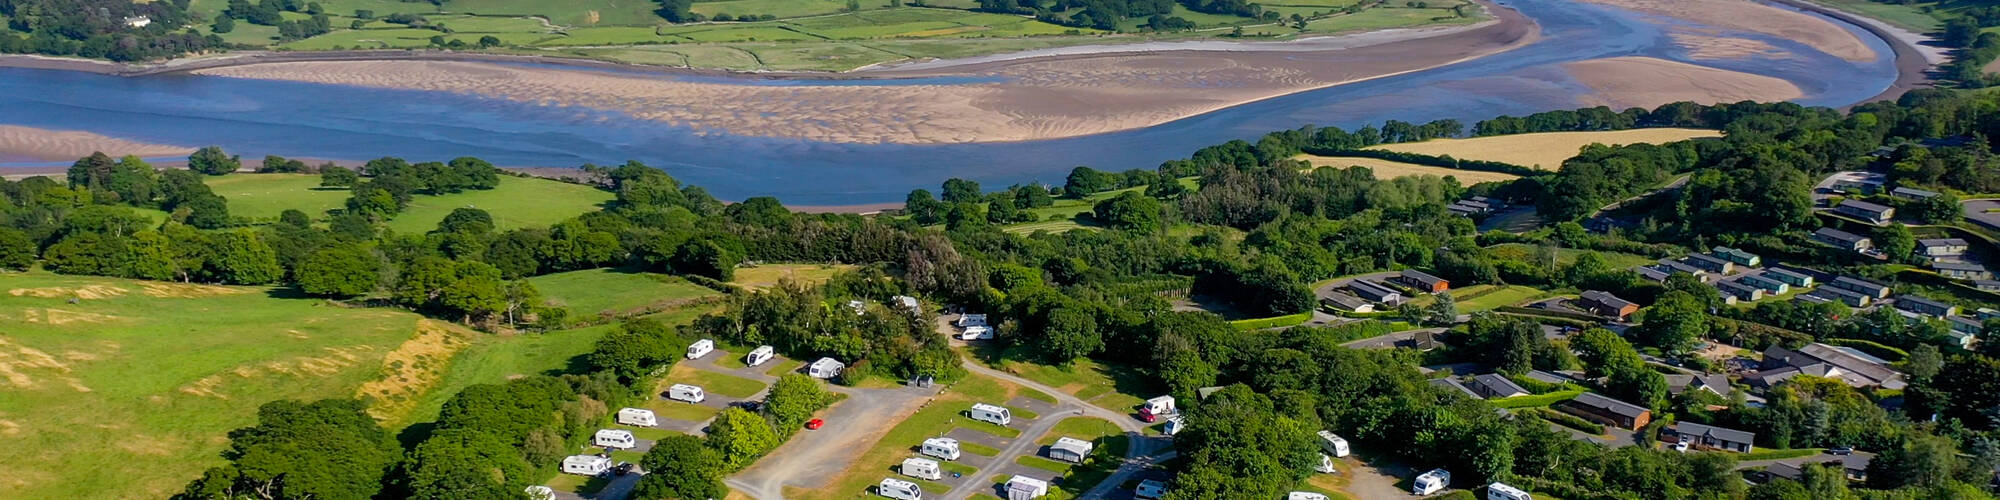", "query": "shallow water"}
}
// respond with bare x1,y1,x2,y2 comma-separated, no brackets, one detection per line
0,0,1897,205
